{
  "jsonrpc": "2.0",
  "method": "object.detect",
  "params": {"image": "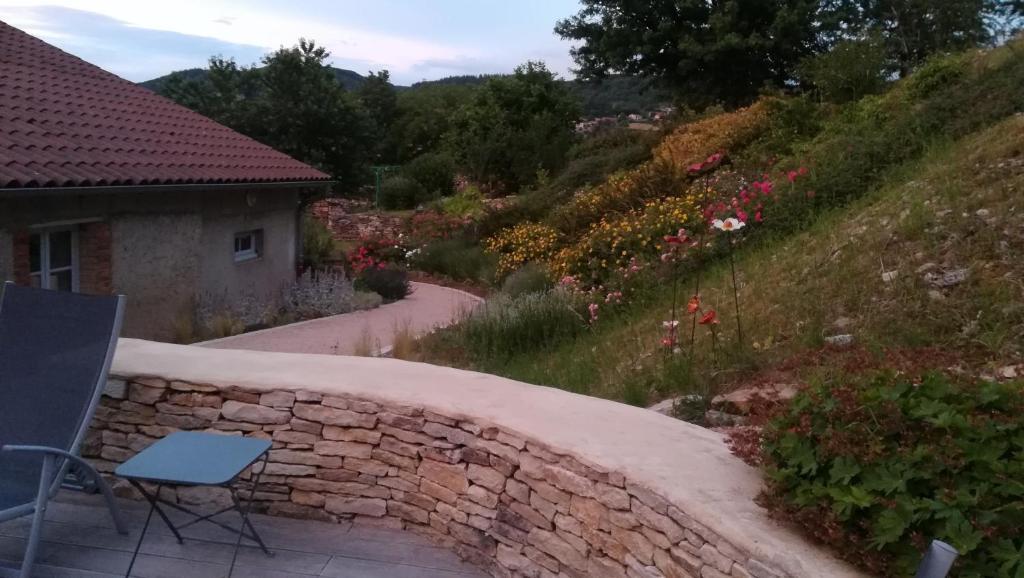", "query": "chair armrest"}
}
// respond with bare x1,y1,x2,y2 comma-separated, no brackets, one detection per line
1,445,98,471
